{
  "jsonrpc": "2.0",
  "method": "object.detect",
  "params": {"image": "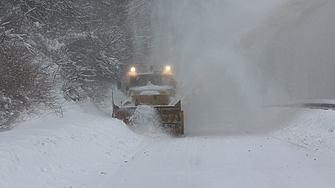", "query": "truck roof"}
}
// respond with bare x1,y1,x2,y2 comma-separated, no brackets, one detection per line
129,71,172,76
